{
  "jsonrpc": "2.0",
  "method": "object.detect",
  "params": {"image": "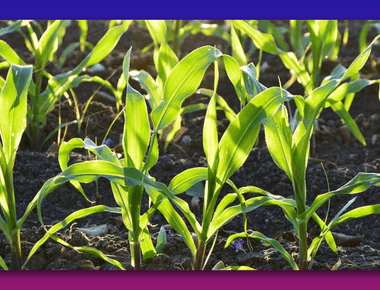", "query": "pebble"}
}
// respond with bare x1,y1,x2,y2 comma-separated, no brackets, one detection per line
337,125,351,144
181,135,192,144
